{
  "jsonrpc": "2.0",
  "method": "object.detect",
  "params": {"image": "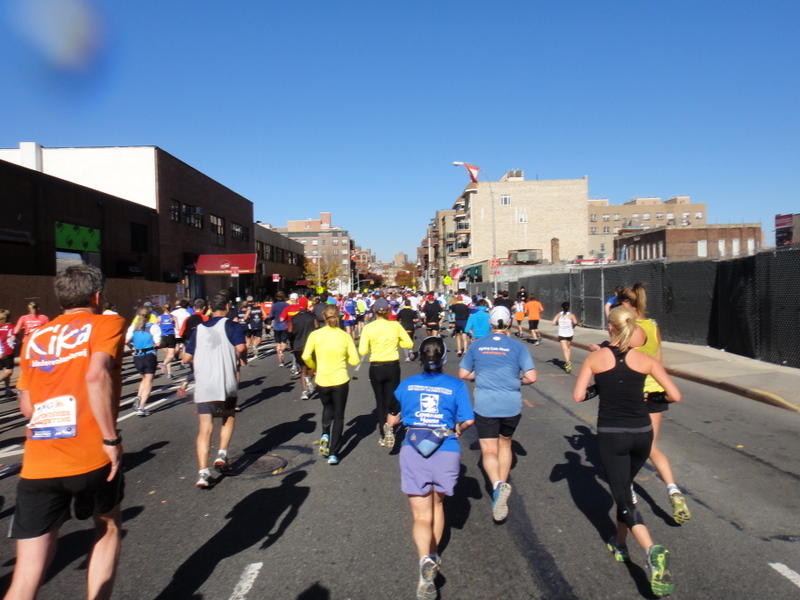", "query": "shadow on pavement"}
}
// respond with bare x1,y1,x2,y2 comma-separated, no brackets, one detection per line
153,471,310,600
123,441,170,473
440,464,482,555
238,383,293,411
297,582,331,599
338,411,377,459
